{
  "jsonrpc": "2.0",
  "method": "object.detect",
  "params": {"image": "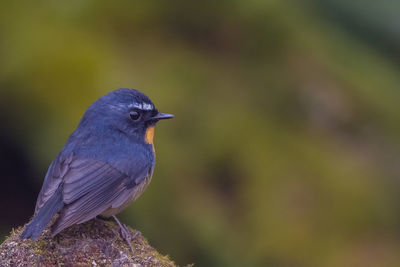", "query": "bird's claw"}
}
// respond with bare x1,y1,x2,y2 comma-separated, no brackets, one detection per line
112,216,137,253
